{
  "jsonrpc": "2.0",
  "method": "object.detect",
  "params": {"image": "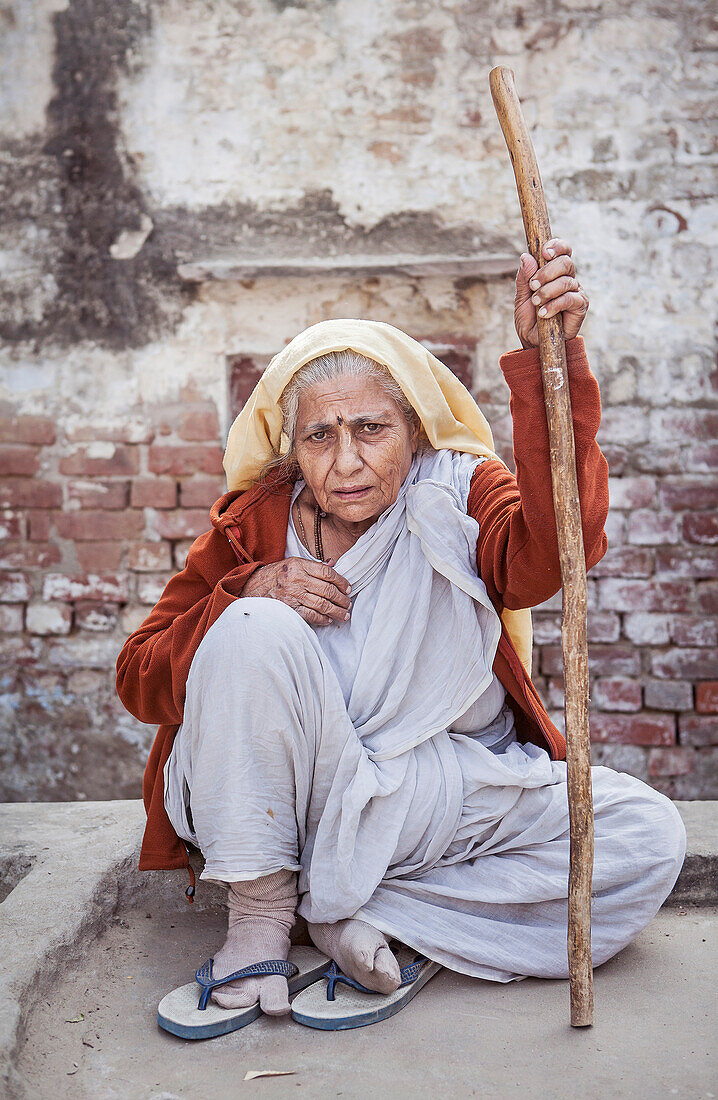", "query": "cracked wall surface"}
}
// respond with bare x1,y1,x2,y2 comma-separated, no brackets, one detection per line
0,0,716,801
